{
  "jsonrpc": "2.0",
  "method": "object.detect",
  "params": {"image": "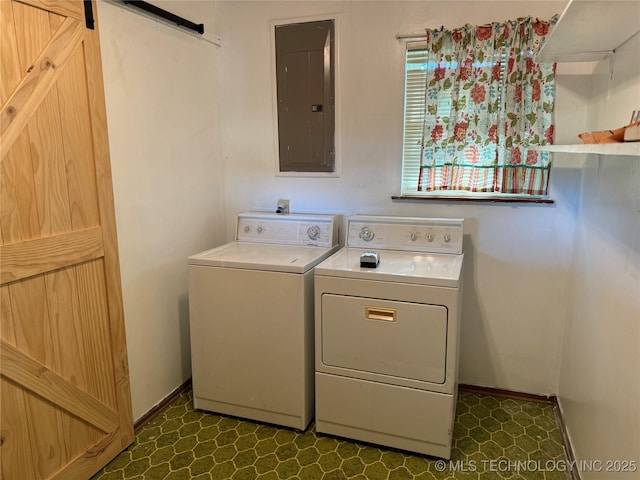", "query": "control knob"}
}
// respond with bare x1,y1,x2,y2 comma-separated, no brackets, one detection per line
307,226,321,241
359,227,375,242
